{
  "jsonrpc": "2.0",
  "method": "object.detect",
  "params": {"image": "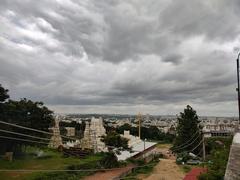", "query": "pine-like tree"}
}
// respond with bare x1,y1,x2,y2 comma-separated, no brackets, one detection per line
173,105,201,153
